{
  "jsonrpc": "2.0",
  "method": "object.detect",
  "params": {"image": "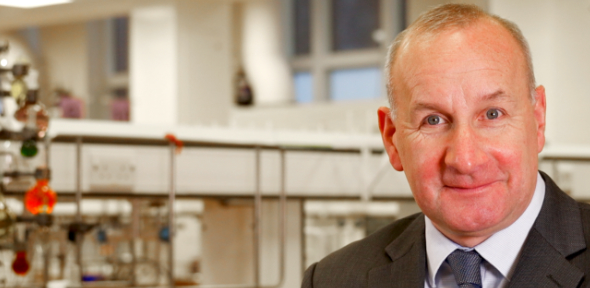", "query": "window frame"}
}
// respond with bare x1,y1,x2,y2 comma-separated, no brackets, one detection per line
288,0,405,103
